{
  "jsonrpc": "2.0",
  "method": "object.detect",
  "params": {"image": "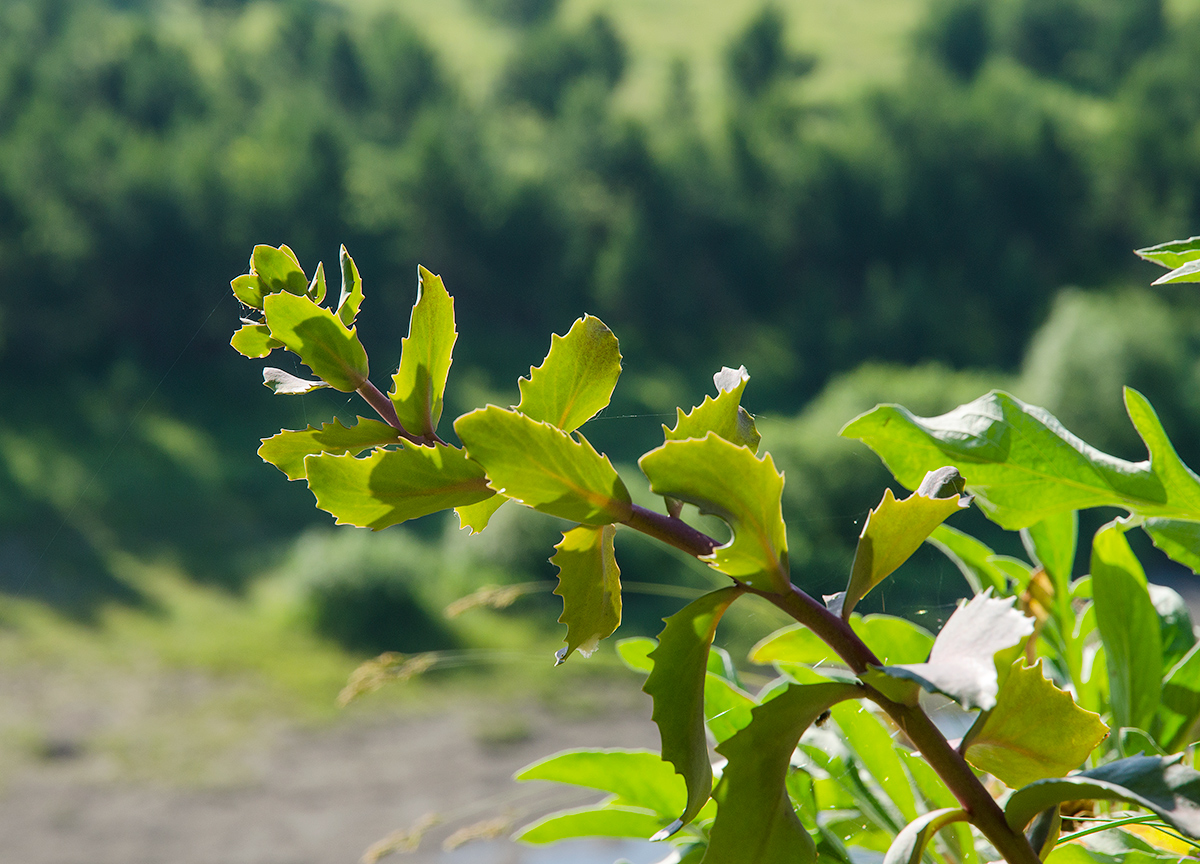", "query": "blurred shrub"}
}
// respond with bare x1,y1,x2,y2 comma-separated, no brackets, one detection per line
725,5,815,99
917,0,991,81
499,14,625,116
470,0,560,27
